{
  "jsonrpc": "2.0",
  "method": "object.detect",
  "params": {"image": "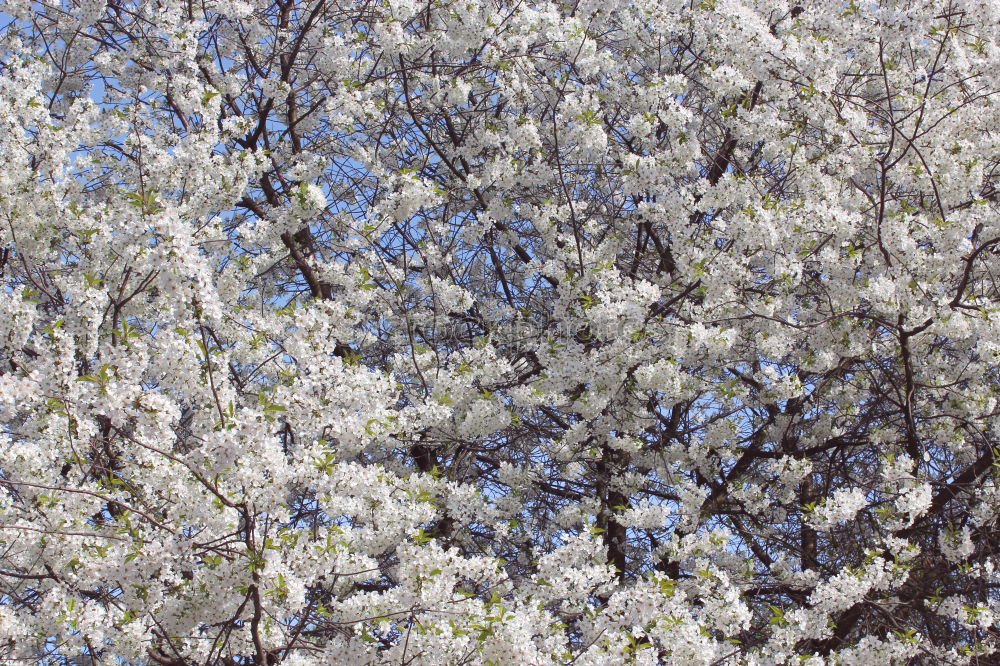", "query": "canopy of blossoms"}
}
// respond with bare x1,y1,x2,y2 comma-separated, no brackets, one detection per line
1,0,999,663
